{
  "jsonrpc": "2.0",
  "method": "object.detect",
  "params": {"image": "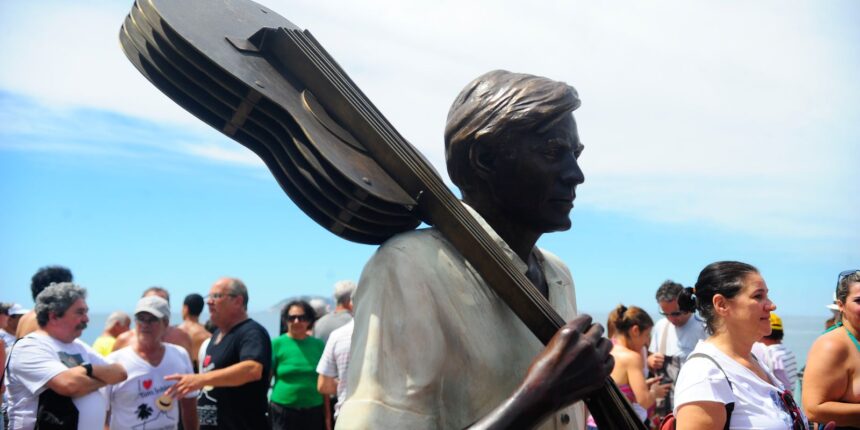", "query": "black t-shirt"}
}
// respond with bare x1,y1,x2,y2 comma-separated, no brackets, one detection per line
198,318,272,430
